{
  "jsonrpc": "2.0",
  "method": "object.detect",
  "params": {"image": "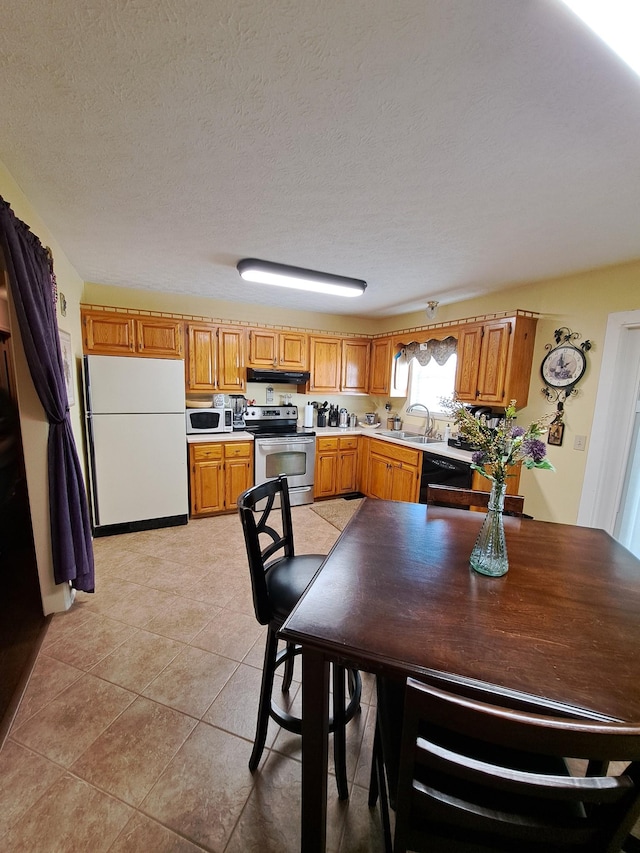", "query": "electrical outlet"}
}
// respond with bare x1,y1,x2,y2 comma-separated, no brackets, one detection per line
574,435,587,451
